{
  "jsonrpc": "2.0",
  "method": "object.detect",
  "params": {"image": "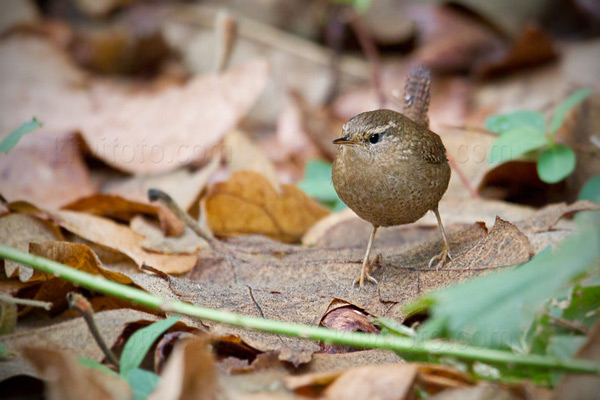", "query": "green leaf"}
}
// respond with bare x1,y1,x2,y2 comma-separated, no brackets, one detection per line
419,218,600,349
537,145,576,183
578,175,600,203
549,89,592,134
485,110,546,135
120,316,179,377
298,159,346,211
488,128,547,164
78,357,119,377
562,286,600,328
547,335,586,360
0,118,42,153
126,368,160,400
